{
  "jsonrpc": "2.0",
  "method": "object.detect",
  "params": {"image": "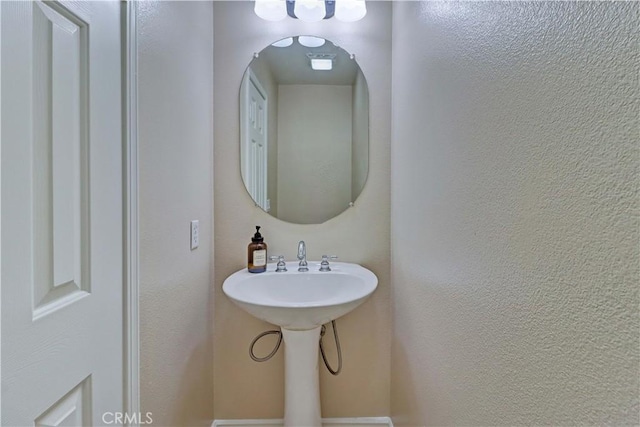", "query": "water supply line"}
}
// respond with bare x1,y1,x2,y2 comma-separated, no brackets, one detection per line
319,321,342,375
249,320,343,375
249,330,282,362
